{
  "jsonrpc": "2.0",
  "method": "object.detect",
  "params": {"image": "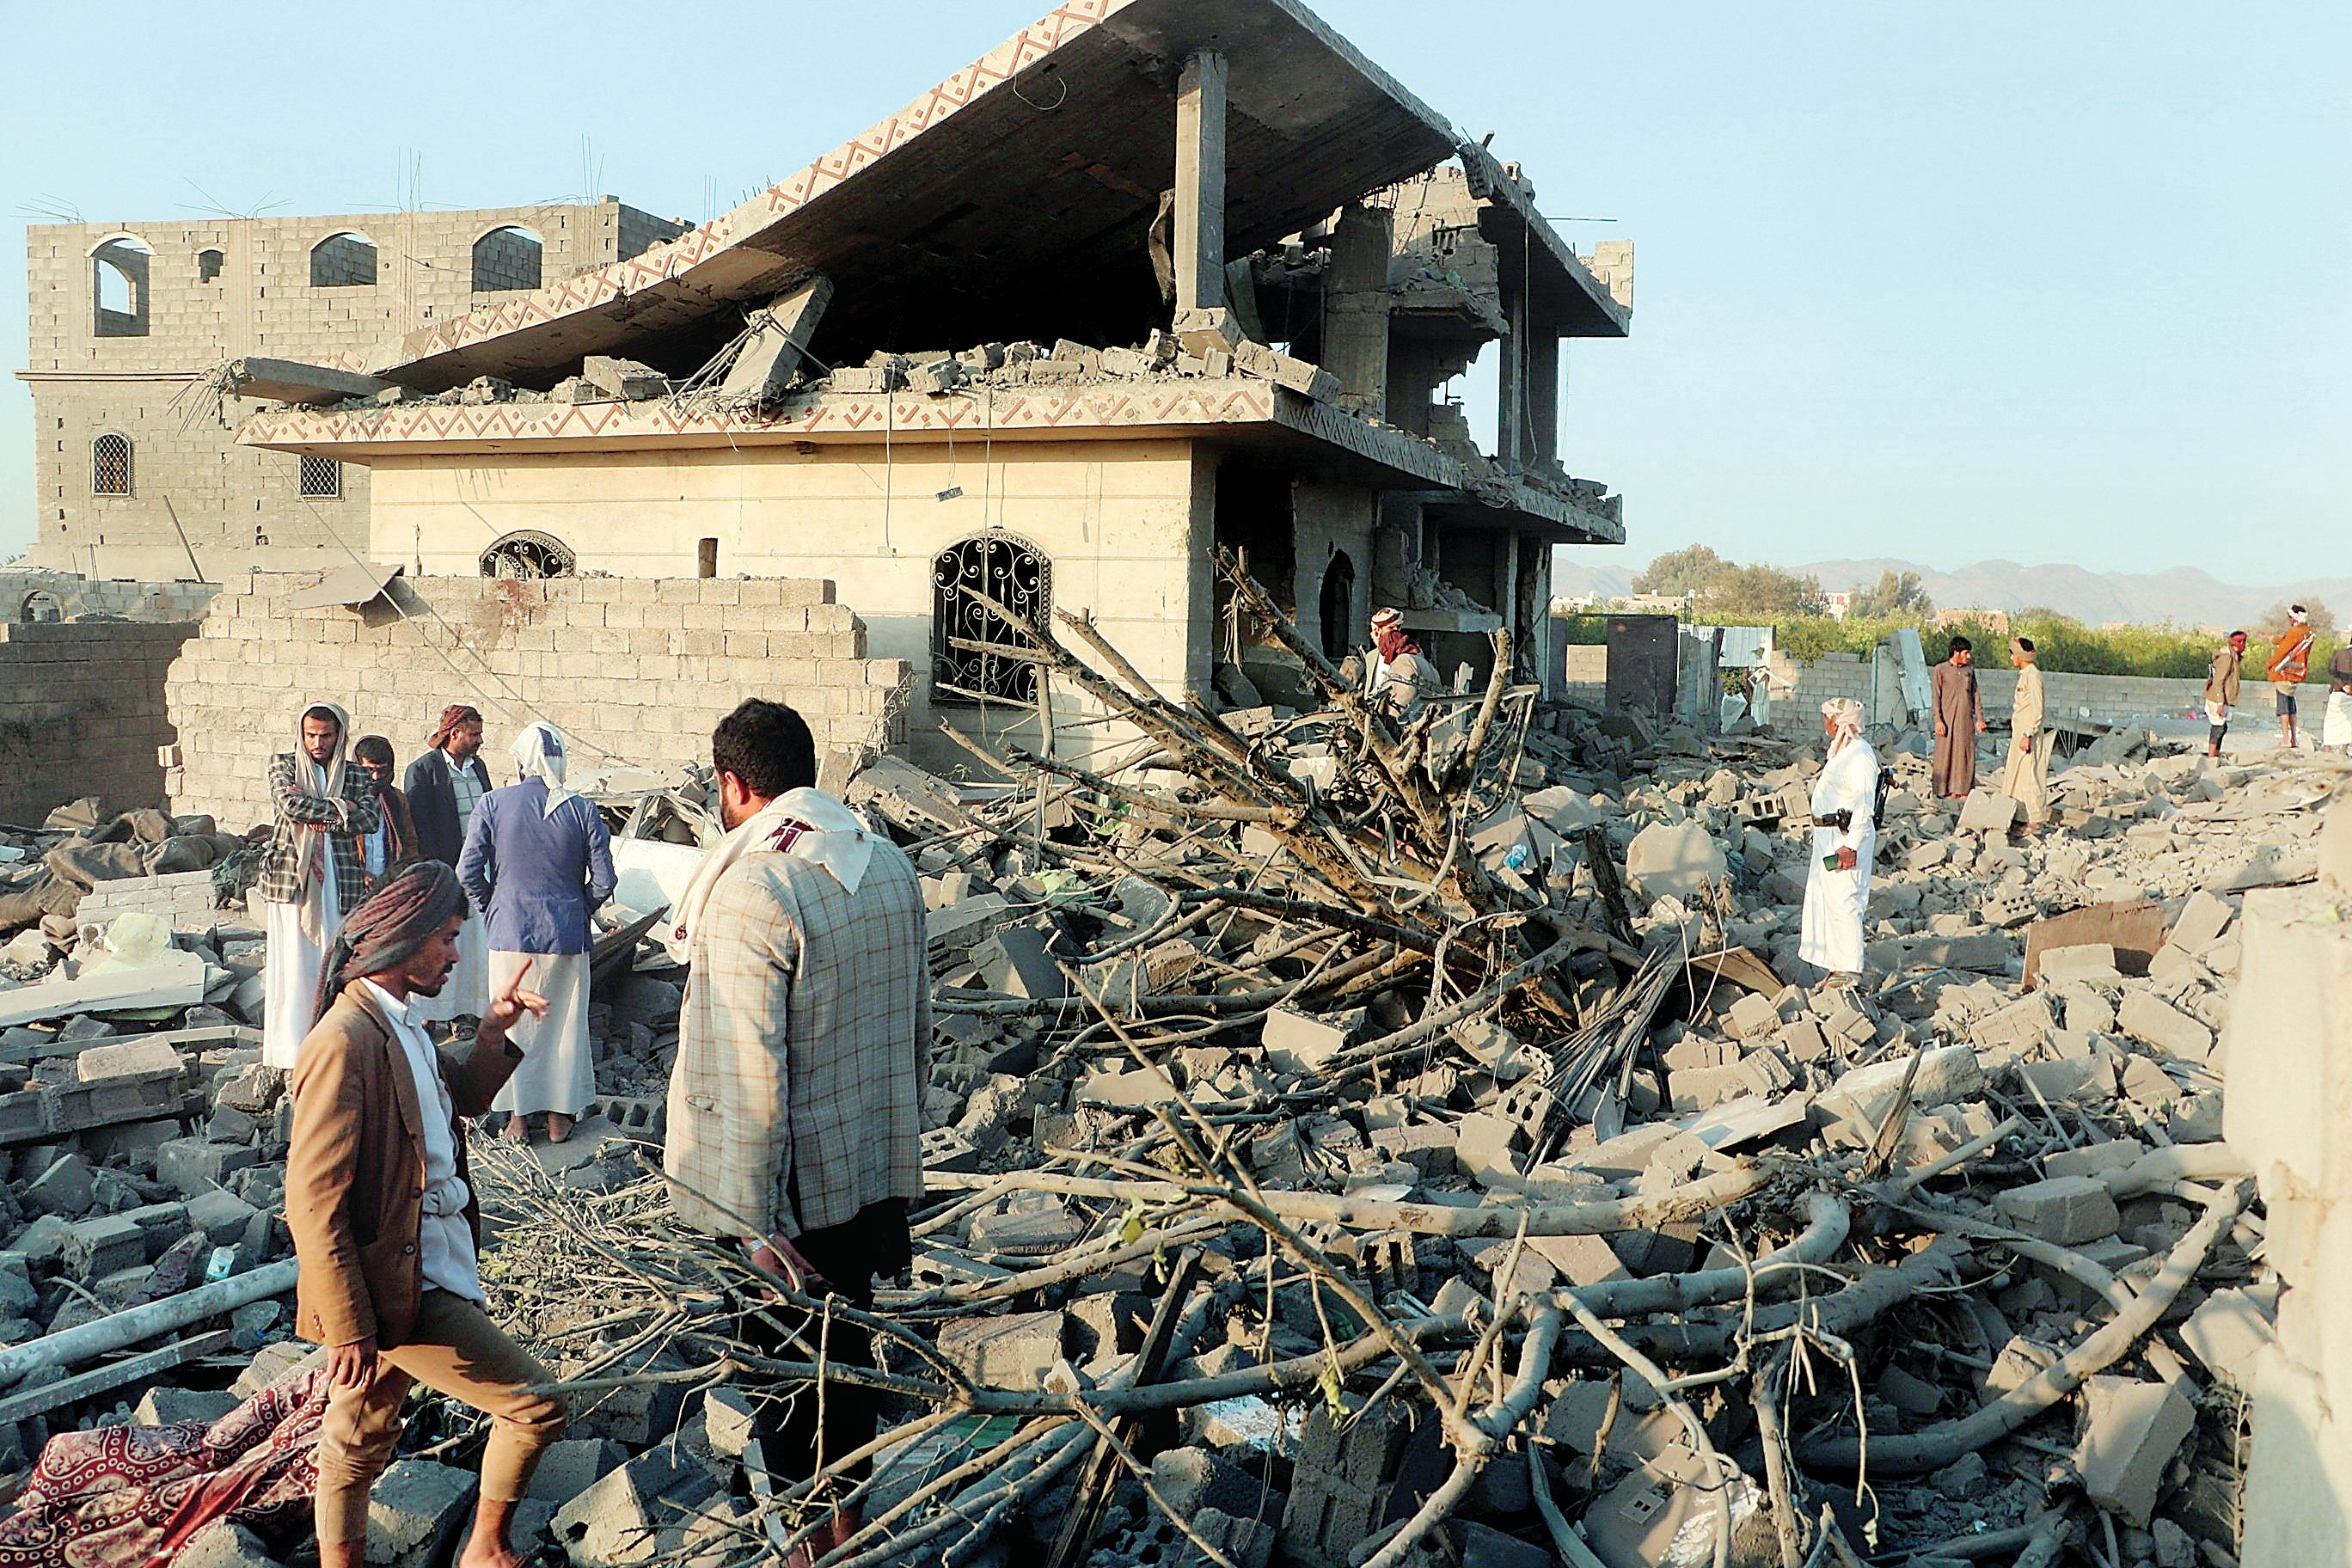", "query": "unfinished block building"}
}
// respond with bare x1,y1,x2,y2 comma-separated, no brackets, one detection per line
231,0,1633,769
16,199,687,581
